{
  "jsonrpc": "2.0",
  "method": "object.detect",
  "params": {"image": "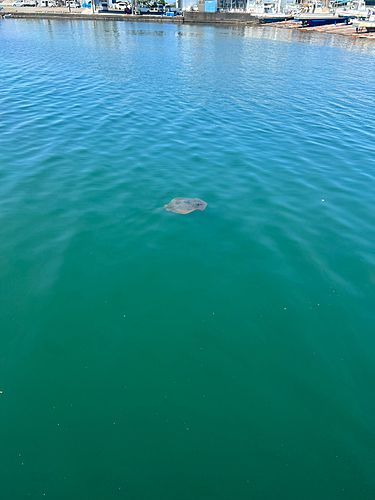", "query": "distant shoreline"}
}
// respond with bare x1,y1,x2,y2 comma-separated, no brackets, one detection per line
1,6,258,24
1,7,375,40
1,7,185,22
